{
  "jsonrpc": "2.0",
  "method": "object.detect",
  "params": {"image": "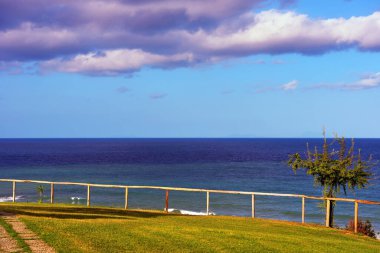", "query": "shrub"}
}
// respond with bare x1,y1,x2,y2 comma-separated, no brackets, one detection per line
346,219,377,238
